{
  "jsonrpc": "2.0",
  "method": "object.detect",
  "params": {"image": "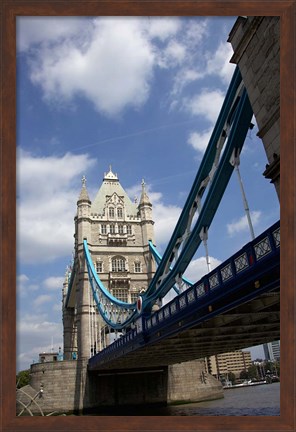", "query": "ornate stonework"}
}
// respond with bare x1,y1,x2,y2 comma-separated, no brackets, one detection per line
63,168,156,360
